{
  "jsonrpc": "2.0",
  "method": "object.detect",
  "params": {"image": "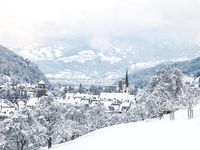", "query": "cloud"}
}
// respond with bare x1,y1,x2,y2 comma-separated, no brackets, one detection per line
0,0,200,49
